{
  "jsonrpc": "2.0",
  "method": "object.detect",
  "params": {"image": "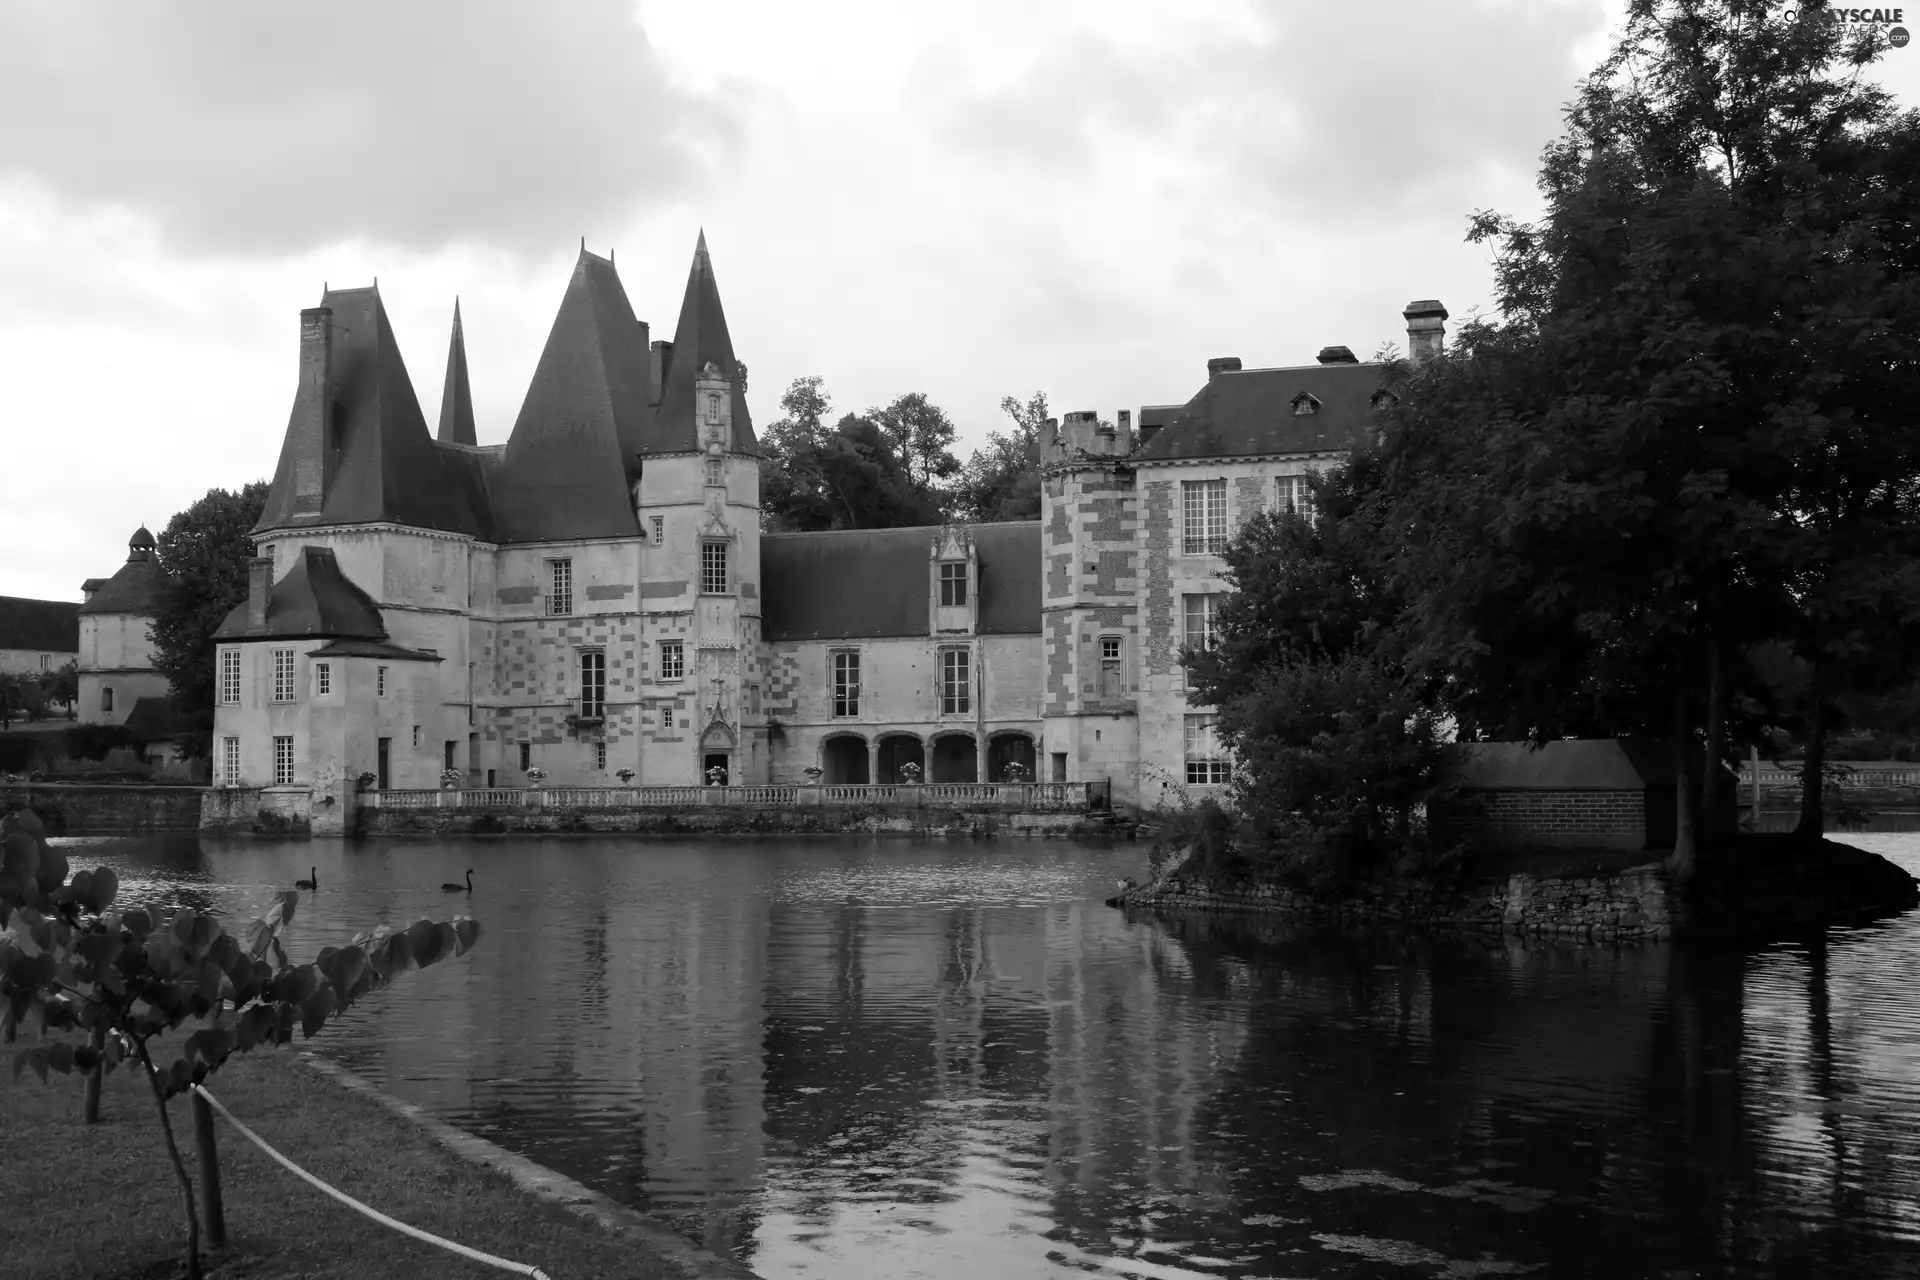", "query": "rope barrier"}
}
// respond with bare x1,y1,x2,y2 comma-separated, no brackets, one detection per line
190,1083,552,1280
